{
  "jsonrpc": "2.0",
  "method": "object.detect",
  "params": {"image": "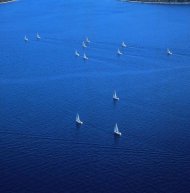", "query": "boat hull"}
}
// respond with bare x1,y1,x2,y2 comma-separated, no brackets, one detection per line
114,132,122,136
